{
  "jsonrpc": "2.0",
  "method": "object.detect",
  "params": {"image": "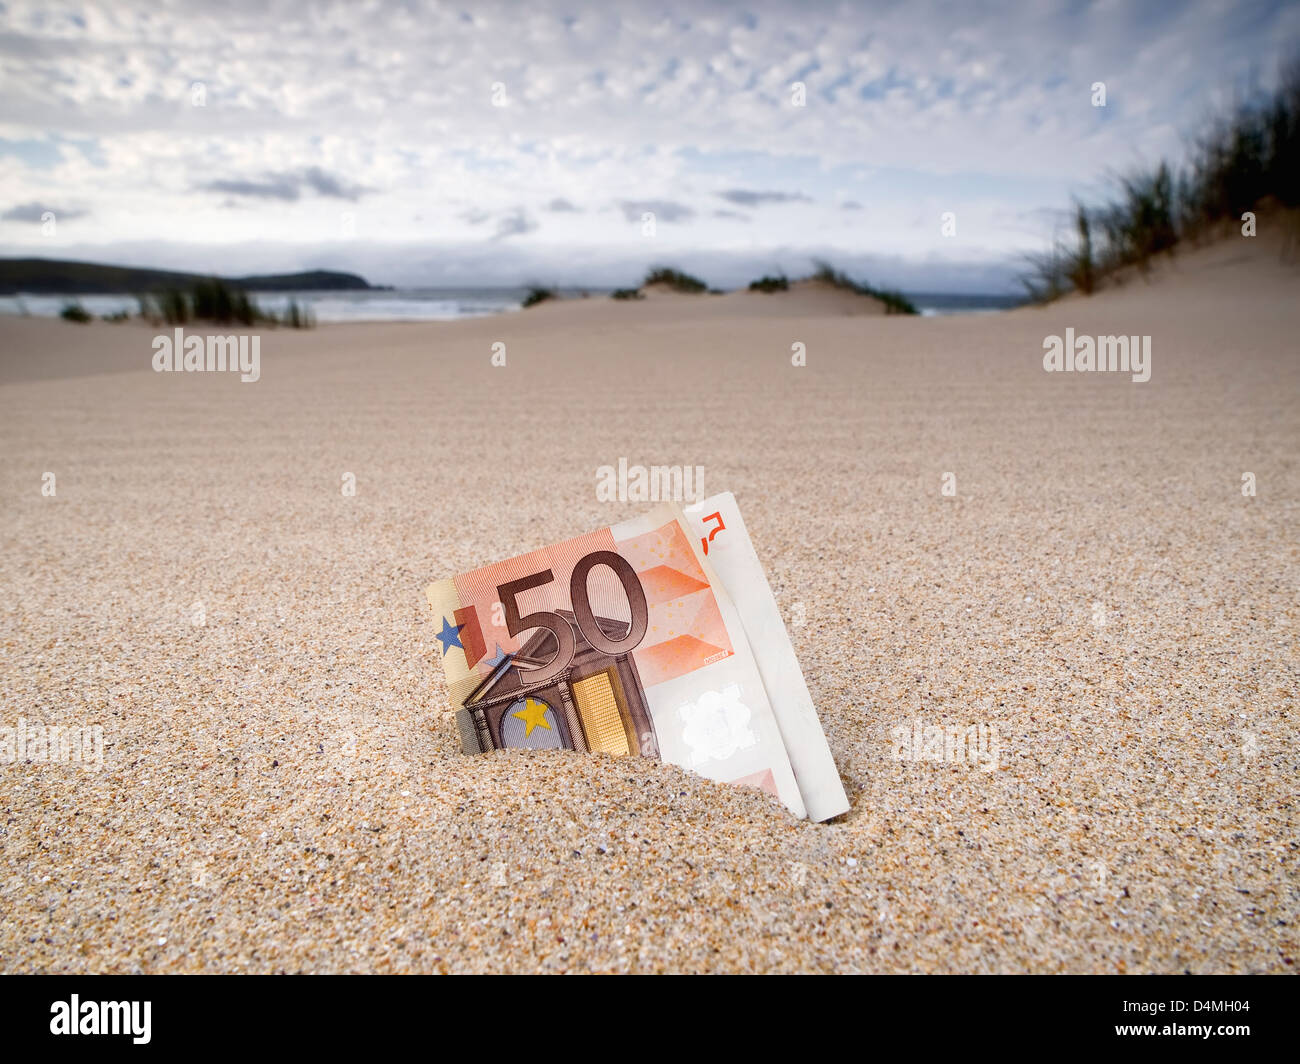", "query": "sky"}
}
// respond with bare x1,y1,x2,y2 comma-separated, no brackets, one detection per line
0,0,1297,292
